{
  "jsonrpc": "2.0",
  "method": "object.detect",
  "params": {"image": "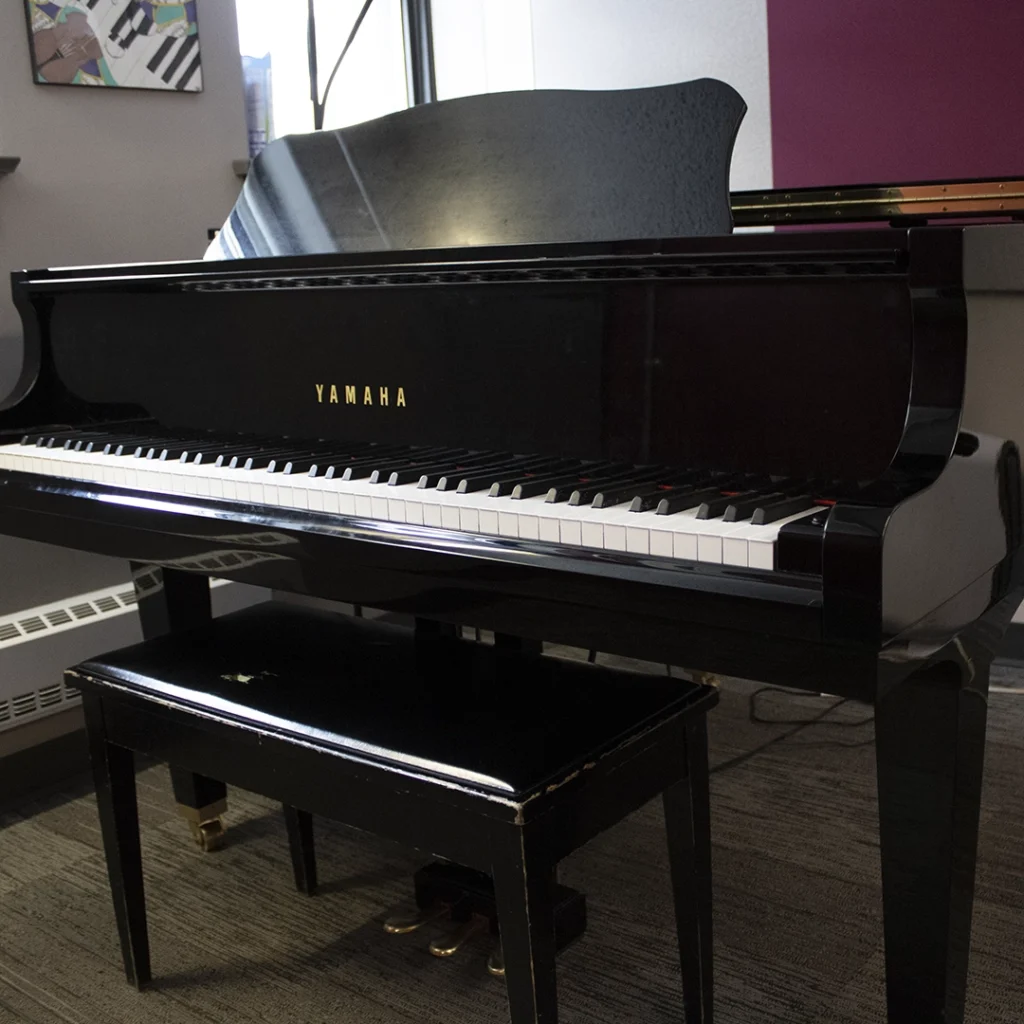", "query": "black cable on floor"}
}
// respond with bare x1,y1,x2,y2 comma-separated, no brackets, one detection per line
710,688,874,775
